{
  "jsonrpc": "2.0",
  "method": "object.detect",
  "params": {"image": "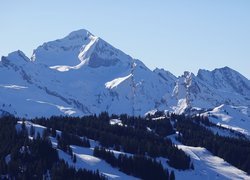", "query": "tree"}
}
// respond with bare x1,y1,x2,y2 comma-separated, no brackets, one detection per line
190,163,194,170
73,154,77,163
30,125,35,137
170,170,175,180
